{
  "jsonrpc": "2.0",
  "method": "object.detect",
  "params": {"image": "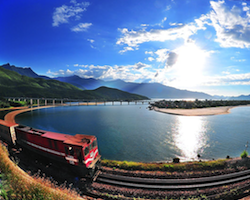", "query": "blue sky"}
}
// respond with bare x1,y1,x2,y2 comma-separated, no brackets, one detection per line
1,0,250,96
